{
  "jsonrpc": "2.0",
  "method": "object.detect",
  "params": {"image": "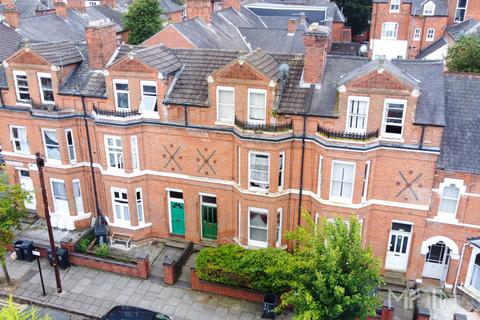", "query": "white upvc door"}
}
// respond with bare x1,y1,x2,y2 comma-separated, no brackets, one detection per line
385,222,413,272
19,170,36,210
422,242,451,281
